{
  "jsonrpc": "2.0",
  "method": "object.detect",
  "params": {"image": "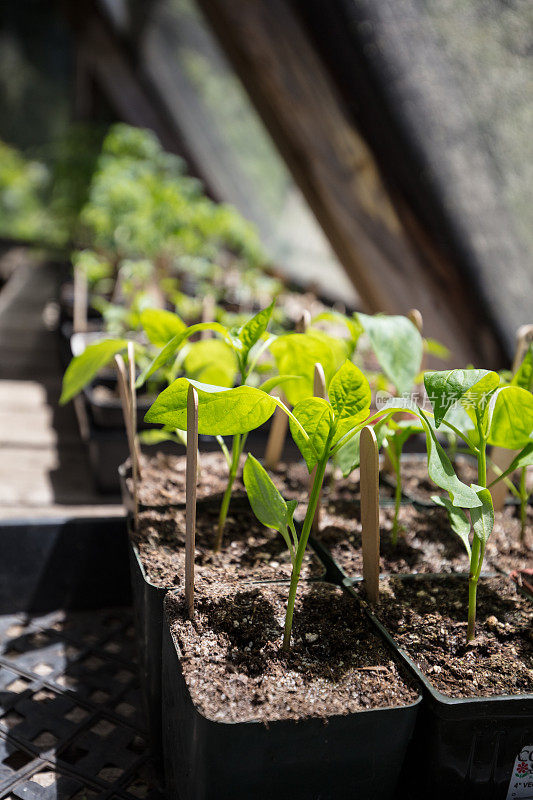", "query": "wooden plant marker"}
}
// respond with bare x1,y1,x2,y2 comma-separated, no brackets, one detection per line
490,323,533,511
310,362,327,534
127,342,143,478
200,294,215,339
264,310,310,470
115,351,140,527
360,425,380,605
73,263,88,334
185,384,199,619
